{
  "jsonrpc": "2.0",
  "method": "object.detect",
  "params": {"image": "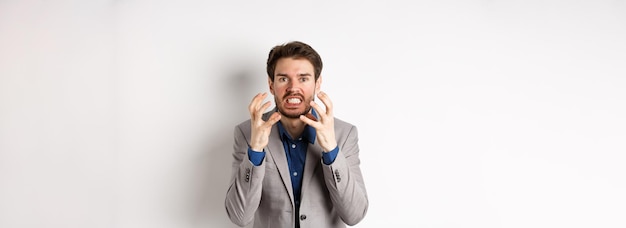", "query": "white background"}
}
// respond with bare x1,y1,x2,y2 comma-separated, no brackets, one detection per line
1,1,625,227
